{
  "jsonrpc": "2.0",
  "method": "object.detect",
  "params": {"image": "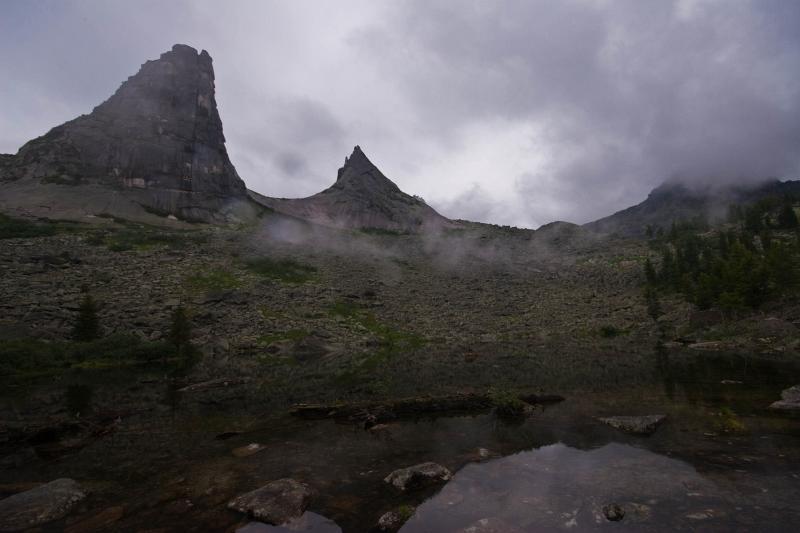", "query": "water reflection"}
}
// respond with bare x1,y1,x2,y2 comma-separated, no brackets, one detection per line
402,443,719,532
65,383,93,416
237,512,342,532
